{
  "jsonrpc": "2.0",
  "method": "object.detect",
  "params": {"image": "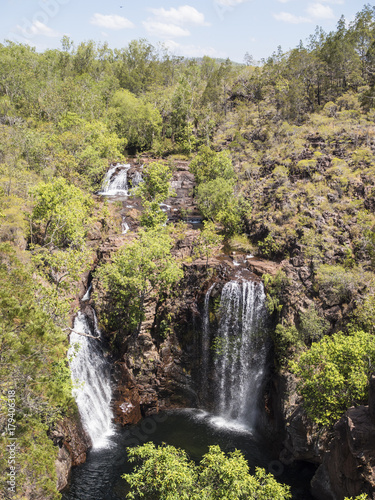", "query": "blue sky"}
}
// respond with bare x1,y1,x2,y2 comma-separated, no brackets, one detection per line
1,0,370,62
